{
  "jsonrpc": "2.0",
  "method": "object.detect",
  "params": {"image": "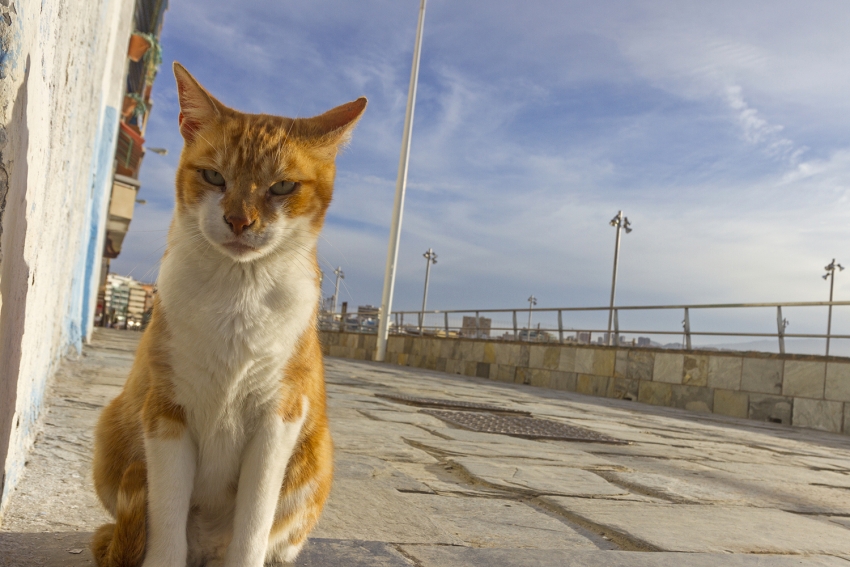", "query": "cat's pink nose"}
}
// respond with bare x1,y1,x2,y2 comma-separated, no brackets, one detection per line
224,215,255,236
